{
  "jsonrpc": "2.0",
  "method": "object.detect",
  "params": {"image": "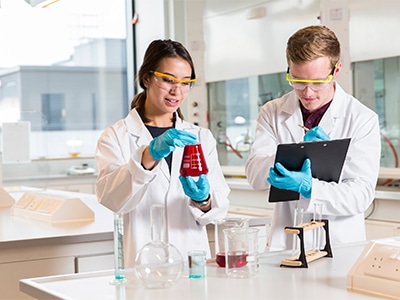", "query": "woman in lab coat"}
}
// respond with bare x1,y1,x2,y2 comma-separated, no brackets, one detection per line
95,39,230,267
246,25,381,252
